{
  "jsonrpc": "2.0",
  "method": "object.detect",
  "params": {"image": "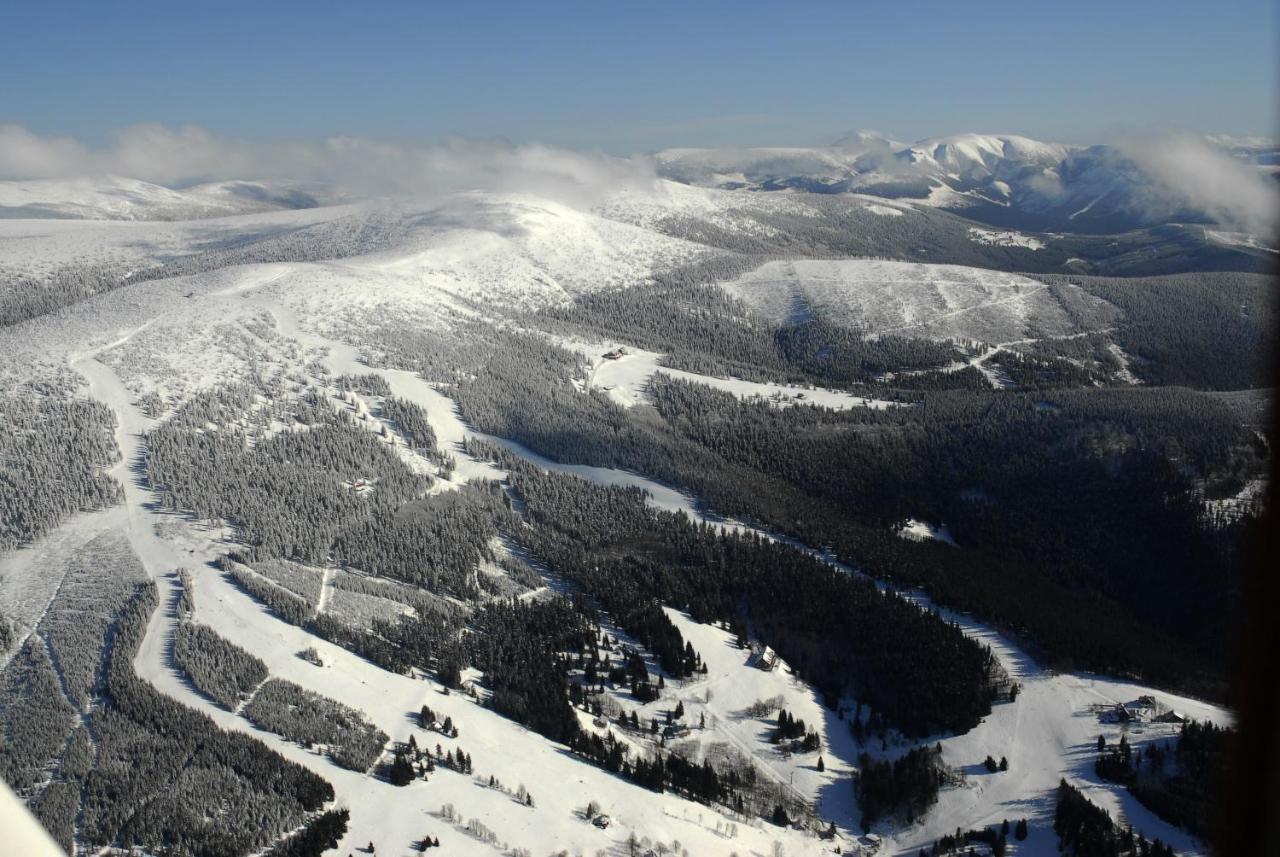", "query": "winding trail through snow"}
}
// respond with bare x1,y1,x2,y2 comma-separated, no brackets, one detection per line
53,304,823,857
56,292,1229,856
290,332,1228,854
252,313,1229,855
